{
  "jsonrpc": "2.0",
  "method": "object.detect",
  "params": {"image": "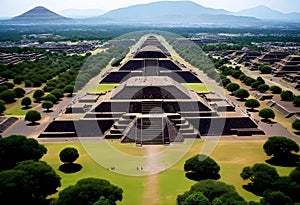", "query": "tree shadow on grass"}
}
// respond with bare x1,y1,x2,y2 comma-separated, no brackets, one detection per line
265,155,300,167
237,99,247,102
294,131,300,136
185,172,220,181
26,122,40,126
21,106,32,110
242,184,263,196
59,163,82,174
